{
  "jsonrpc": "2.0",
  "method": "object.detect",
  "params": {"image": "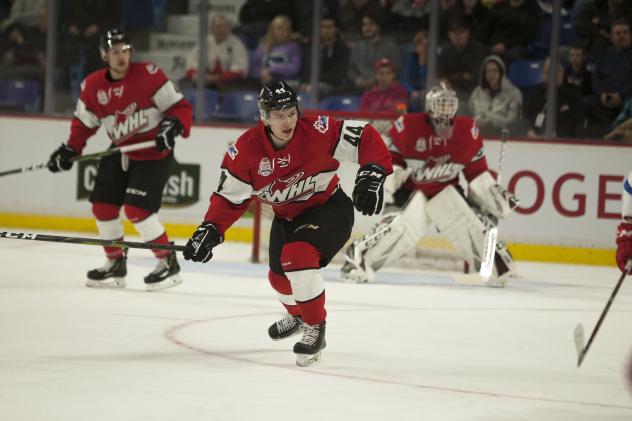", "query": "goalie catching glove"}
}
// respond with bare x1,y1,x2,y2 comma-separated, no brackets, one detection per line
616,221,632,274
156,117,184,151
353,163,387,216
47,143,79,173
183,222,223,263
468,171,519,221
